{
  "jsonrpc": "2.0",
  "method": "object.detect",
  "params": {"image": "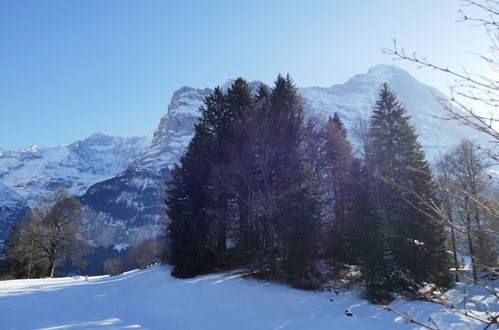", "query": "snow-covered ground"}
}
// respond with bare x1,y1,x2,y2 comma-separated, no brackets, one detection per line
0,265,496,330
